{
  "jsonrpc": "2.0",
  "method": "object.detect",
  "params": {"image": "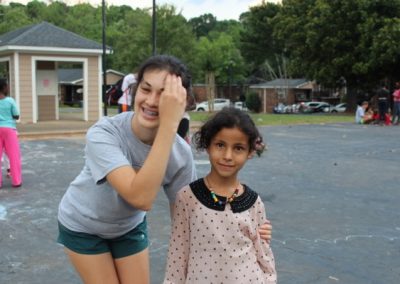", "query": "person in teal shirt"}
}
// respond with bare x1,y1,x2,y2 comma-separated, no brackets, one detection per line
0,78,22,187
